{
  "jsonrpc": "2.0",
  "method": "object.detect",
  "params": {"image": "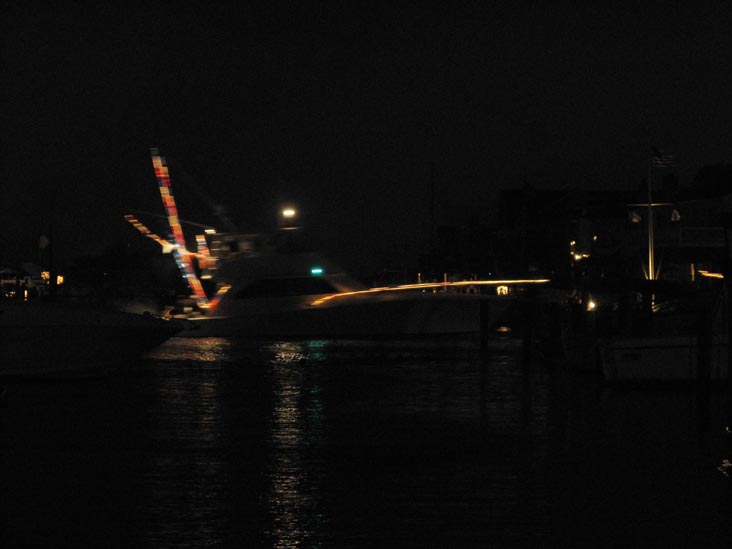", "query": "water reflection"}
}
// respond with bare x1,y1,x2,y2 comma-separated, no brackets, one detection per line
147,337,232,362
135,341,231,547
3,336,731,547
139,454,229,548
265,341,328,548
